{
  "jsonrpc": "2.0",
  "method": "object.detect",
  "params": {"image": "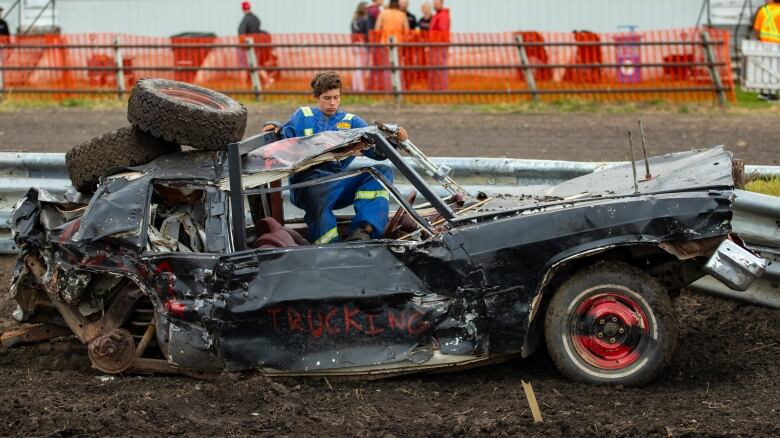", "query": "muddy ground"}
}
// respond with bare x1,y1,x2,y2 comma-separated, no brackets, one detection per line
0,107,778,164
0,108,778,436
